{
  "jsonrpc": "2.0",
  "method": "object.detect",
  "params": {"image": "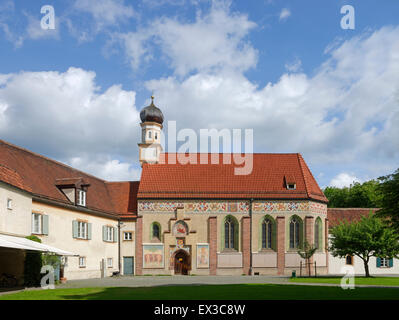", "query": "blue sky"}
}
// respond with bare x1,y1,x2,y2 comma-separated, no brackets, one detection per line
0,0,398,188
